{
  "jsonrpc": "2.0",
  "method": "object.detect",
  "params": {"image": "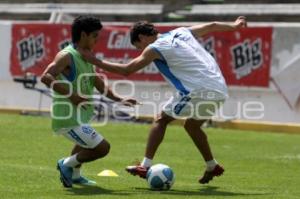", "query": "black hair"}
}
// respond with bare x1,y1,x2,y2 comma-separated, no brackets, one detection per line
130,21,159,45
71,15,102,43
